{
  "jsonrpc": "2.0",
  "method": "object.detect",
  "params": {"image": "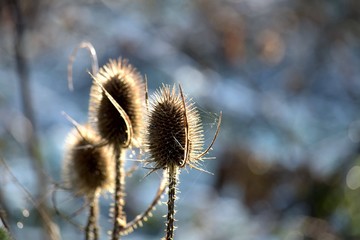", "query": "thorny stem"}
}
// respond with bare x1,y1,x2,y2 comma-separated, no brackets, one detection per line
85,196,99,240
166,165,178,240
112,146,126,240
